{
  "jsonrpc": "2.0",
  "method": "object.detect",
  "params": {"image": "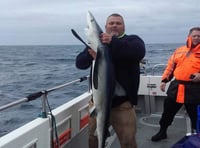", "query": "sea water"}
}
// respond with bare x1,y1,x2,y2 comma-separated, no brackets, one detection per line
0,43,182,136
